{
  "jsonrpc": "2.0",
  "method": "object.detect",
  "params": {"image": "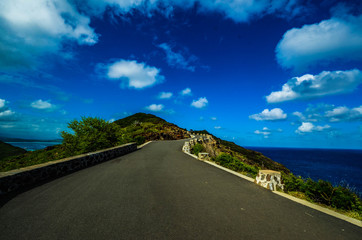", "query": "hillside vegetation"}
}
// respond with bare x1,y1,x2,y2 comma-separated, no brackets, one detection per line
0,113,189,172
191,130,289,174
0,141,26,161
